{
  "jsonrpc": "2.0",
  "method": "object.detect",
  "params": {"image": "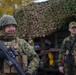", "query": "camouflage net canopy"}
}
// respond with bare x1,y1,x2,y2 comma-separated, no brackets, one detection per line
14,0,76,39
